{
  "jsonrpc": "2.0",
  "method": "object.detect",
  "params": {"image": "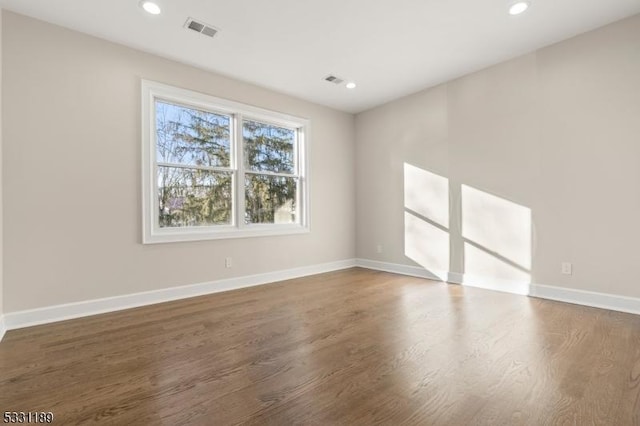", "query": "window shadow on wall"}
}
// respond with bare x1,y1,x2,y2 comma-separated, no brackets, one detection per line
404,163,532,294
461,184,531,294
403,163,450,281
